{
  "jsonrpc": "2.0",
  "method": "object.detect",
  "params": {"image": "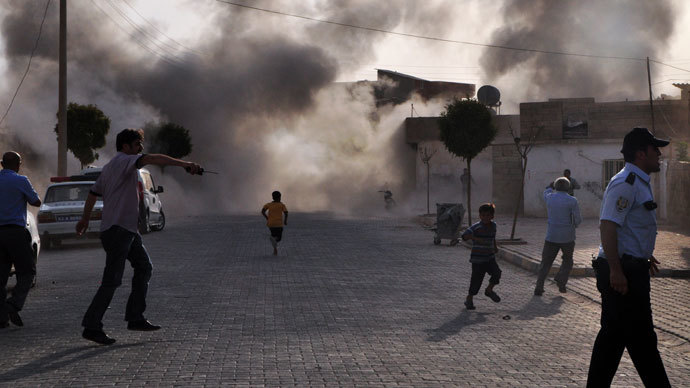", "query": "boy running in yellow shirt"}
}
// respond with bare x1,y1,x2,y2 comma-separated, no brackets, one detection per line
261,191,288,256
